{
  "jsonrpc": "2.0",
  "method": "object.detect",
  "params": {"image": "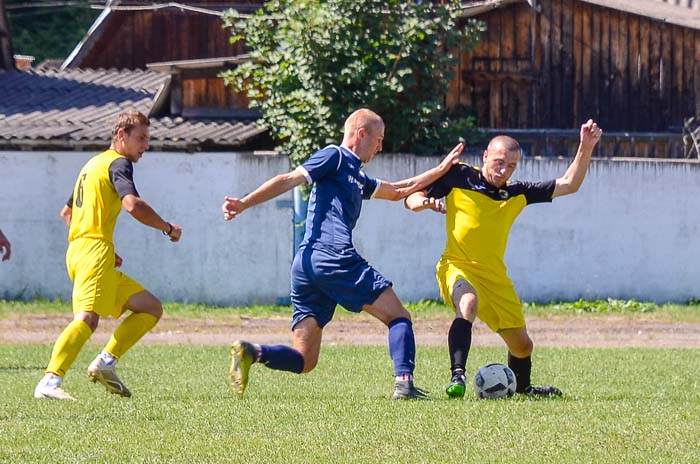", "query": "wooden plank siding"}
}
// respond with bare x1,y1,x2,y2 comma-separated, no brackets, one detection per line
76,11,247,69
451,0,700,157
